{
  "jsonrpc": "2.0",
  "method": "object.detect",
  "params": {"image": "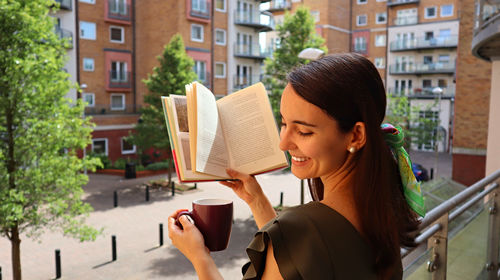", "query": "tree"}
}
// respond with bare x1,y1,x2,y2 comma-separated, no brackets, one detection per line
264,6,327,121
128,34,197,169
0,1,101,279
